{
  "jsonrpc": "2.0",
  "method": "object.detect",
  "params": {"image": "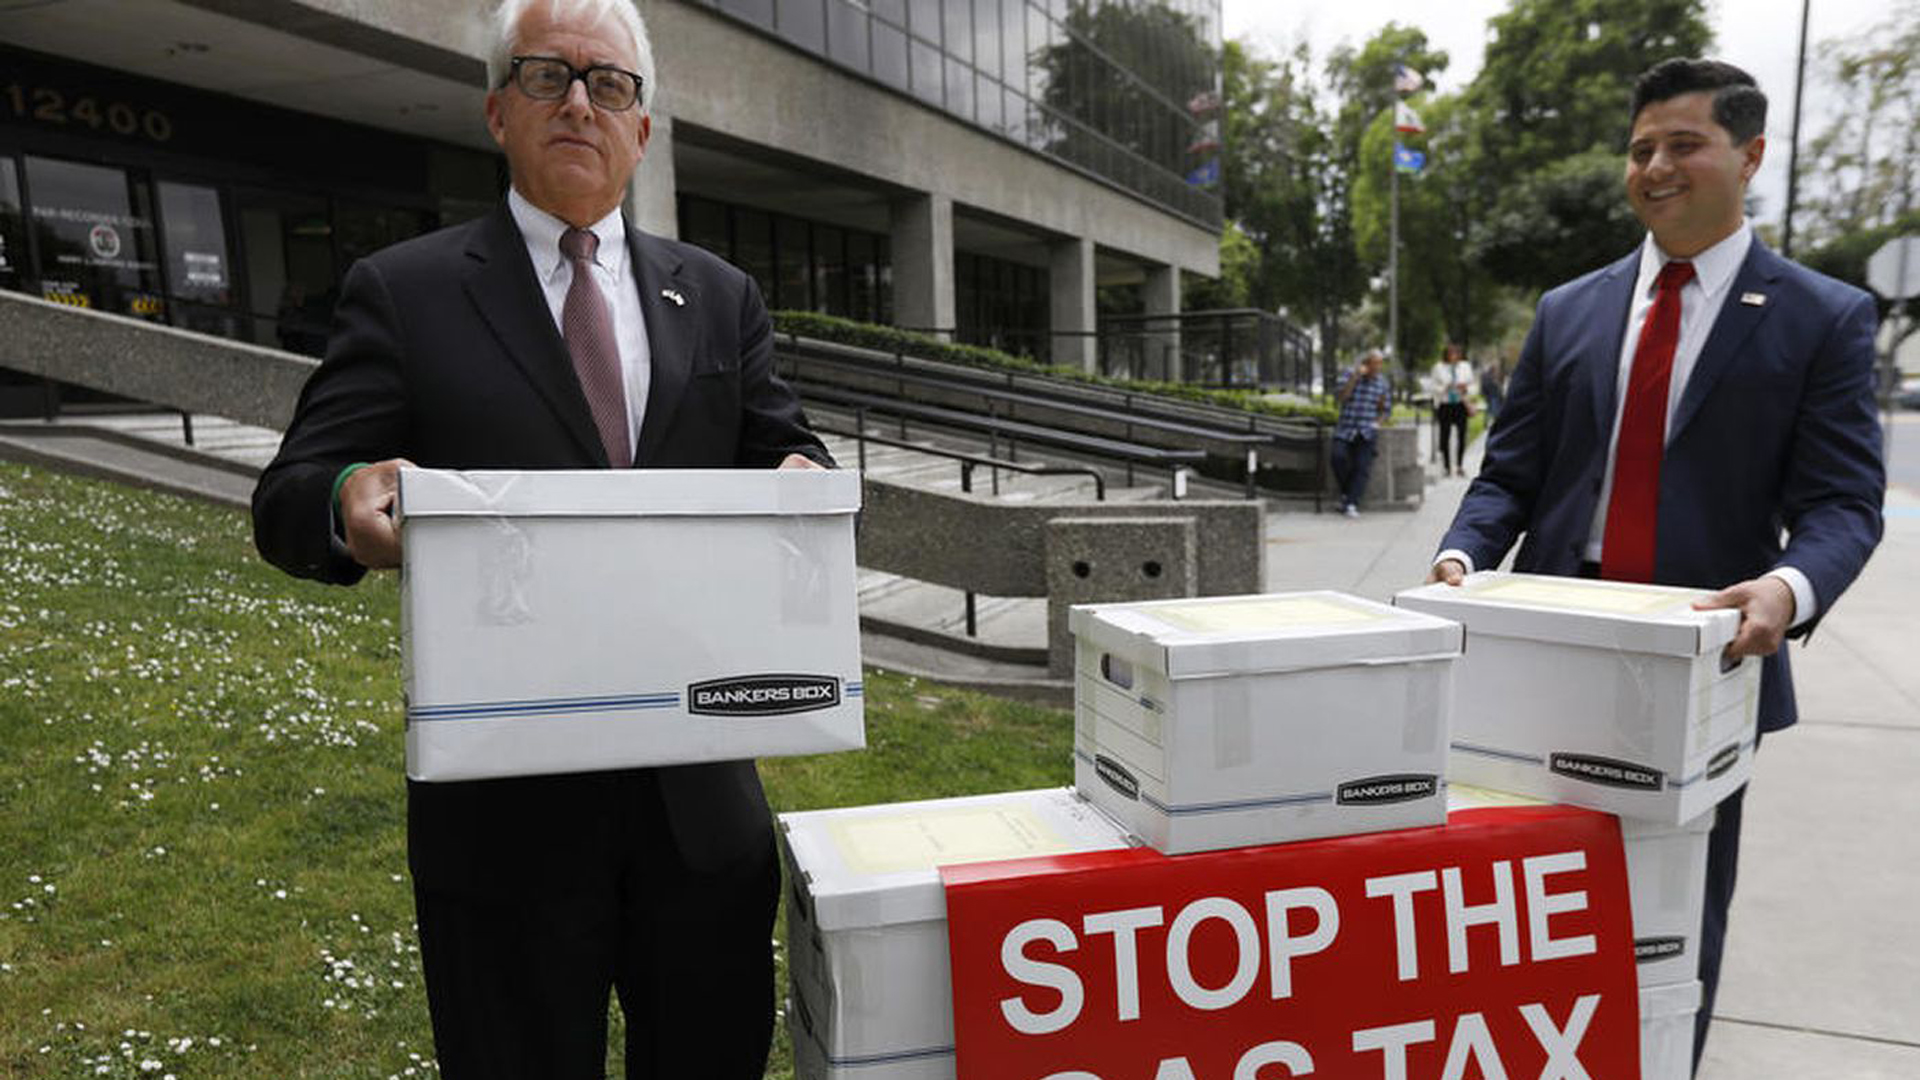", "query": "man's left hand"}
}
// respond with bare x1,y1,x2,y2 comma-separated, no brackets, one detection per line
1694,575,1797,659
778,453,826,470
